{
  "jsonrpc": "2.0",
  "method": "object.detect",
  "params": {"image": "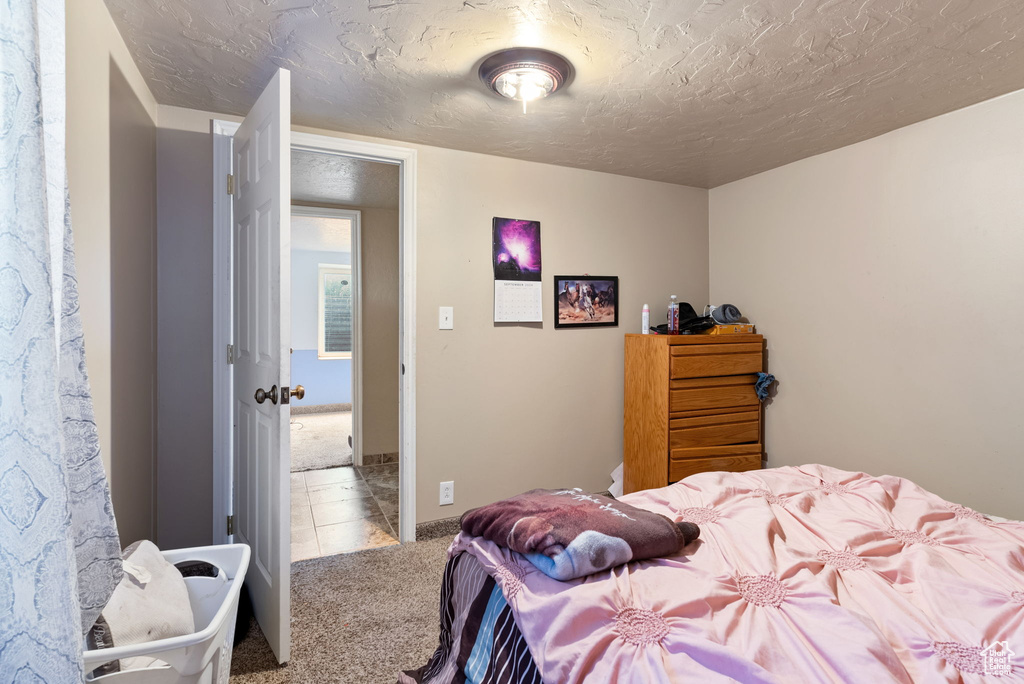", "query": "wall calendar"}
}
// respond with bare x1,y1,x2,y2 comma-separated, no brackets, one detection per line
492,217,542,323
